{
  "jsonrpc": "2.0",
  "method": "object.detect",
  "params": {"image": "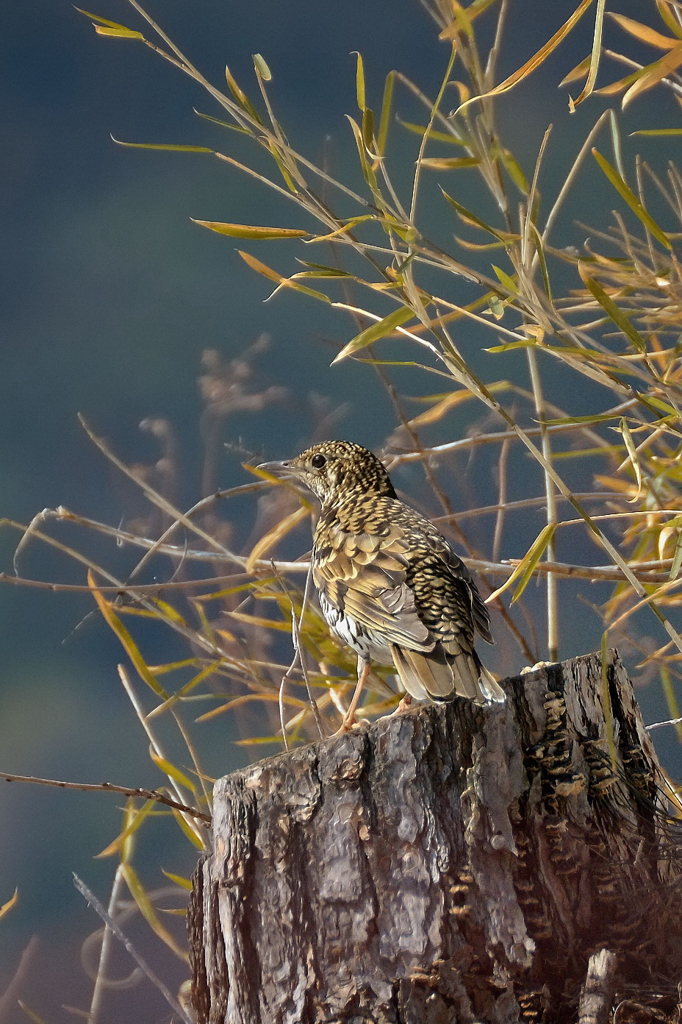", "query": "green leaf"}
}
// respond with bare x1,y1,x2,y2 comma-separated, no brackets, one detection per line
592,148,671,249
377,71,395,156
398,120,468,146
492,265,518,293
619,416,643,499
74,7,141,33
192,220,307,239
252,53,272,81
441,189,517,242
578,262,648,353
511,524,558,604
331,306,414,365
670,529,682,581
631,128,682,136
488,524,557,604
421,157,480,169
353,51,366,111
162,870,193,890
94,25,144,38
111,138,214,153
